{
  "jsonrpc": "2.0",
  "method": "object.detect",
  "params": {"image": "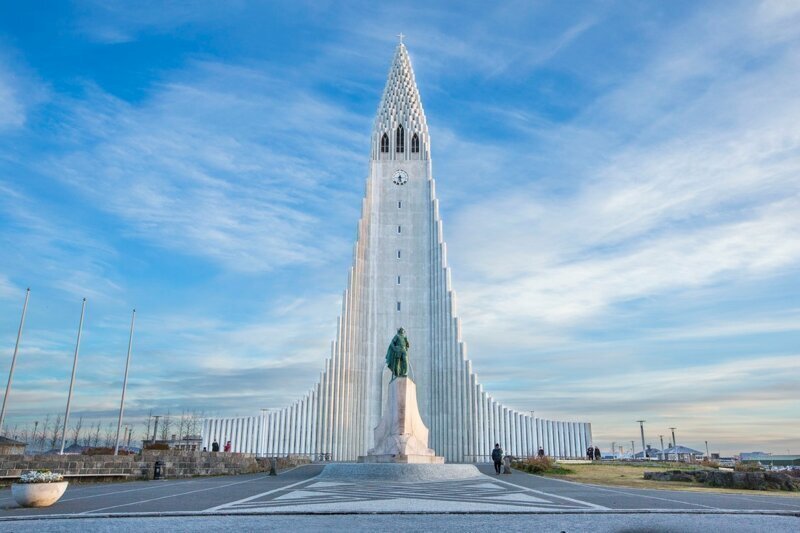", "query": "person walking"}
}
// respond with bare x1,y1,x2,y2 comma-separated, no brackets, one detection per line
211,440,219,452
587,445,594,460
594,446,601,461
491,443,504,474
